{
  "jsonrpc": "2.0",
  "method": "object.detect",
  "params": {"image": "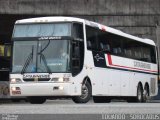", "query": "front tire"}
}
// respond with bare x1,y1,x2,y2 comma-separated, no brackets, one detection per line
28,97,46,104
72,81,91,103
